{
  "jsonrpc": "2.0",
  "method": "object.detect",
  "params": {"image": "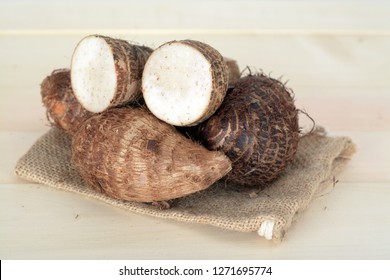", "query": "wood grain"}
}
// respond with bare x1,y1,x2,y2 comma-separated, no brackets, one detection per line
1,0,389,259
